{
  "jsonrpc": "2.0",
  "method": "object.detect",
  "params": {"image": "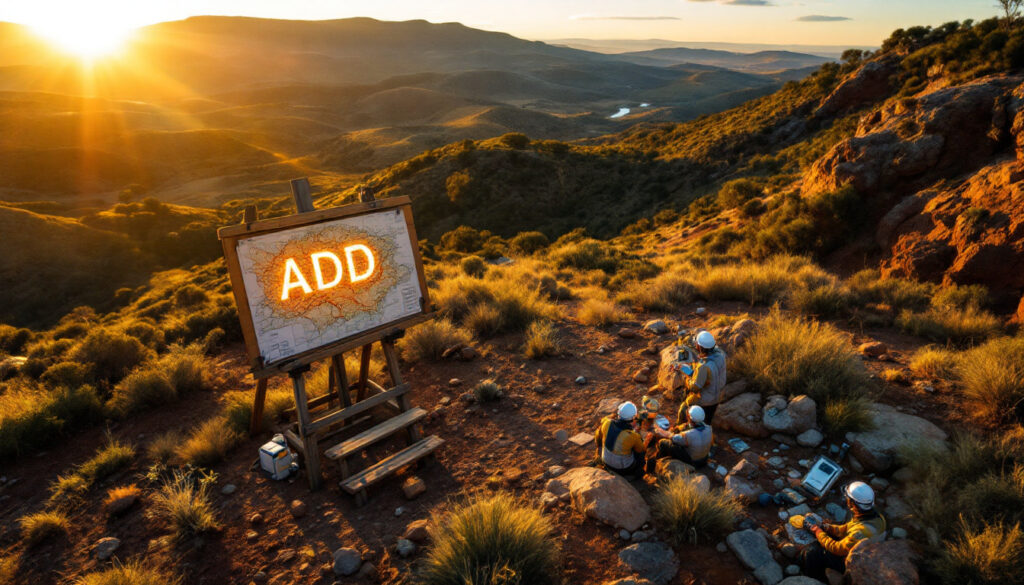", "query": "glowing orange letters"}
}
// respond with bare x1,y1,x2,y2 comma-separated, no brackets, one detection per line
281,244,376,301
